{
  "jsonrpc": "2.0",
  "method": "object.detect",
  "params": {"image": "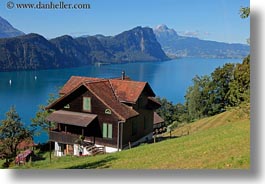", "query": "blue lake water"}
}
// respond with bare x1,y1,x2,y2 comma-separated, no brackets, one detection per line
0,58,241,143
